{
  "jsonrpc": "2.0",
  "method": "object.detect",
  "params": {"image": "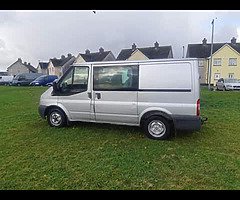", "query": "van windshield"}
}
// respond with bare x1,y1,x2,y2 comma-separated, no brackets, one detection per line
13,75,25,80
